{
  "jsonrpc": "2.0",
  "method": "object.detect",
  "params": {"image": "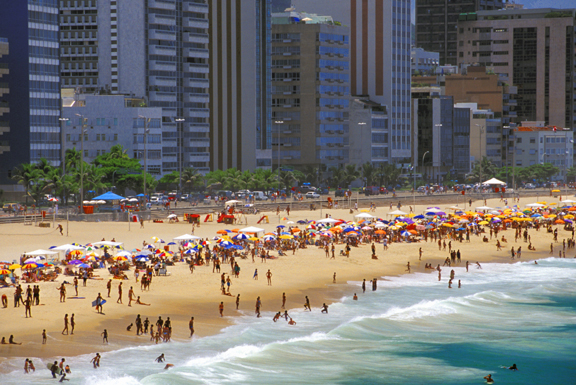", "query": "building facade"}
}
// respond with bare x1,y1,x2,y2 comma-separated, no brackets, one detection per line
514,125,573,182
411,47,440,76
0,0,61,190
61,94,163,174
415,0,504,65
349,98,389,167
290,0,412,165
208,0,272,171
411,94,470,181
271,11,350,171
59,0,211,176
457,8,576,129
0,38,8,158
